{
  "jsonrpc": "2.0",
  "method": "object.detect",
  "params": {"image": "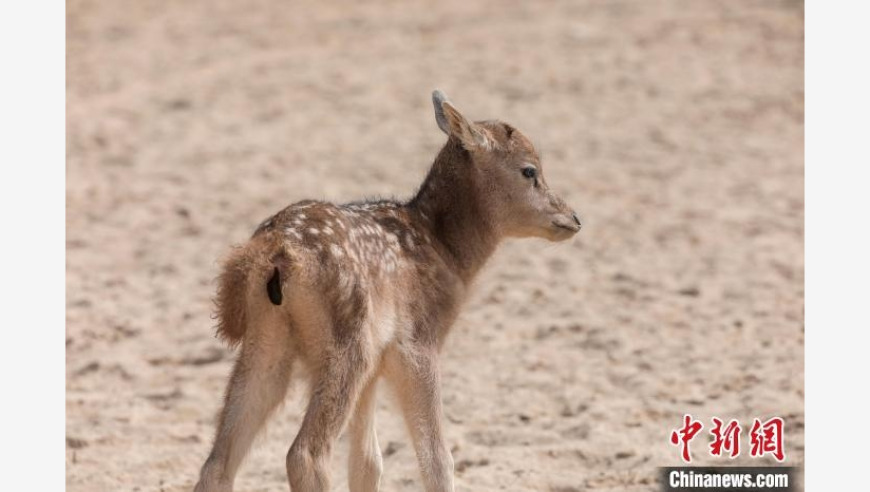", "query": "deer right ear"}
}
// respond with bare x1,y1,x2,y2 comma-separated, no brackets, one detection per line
432,90,489,149
433,90,451,135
